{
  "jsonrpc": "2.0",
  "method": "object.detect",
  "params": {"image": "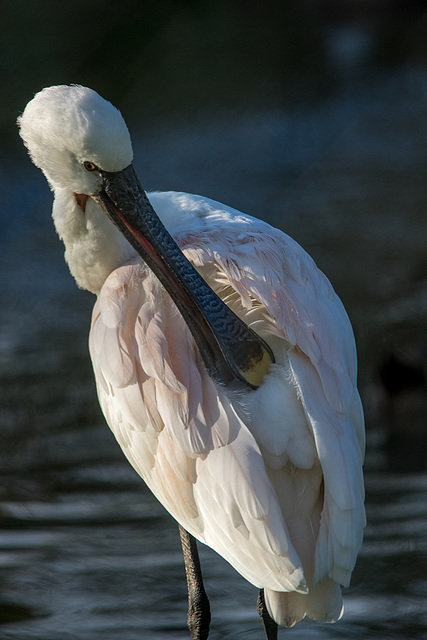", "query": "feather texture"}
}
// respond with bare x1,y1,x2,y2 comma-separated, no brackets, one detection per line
88,191,365,625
